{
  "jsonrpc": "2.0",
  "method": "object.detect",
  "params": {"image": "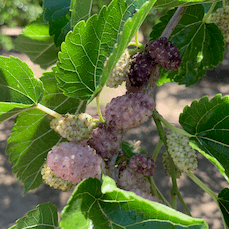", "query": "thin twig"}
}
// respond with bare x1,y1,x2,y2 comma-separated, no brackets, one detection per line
160,7,188,39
